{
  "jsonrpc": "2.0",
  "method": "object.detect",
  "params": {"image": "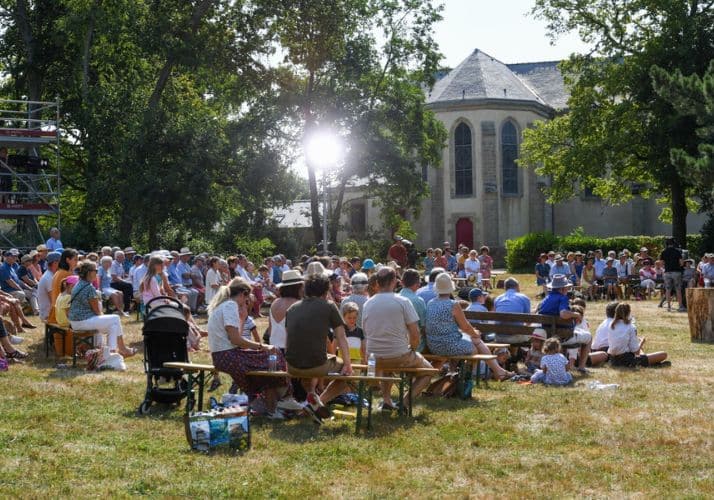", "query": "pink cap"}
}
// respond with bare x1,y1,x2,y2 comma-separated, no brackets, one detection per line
64,275,80,286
